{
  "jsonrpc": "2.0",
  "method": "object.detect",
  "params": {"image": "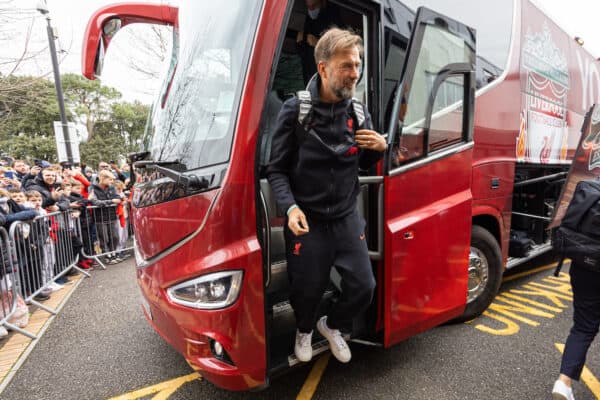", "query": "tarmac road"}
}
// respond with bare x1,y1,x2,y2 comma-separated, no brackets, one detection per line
1,255,598,400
